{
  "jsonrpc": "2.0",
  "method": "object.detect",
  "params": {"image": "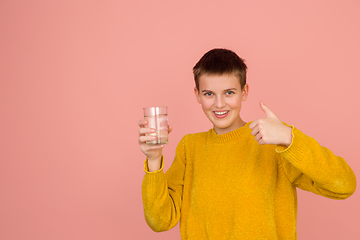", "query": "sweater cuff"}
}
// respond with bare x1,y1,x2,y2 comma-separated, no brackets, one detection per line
275,125,295,153
275,126,309,166
143,156,165,174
